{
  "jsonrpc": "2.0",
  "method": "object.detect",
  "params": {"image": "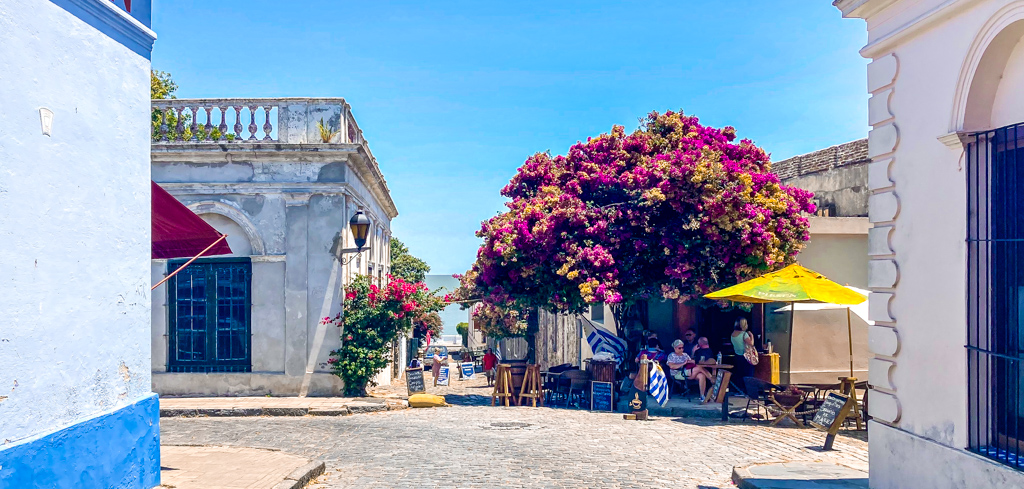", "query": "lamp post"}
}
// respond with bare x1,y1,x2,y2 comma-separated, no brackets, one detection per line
349,209,371,251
